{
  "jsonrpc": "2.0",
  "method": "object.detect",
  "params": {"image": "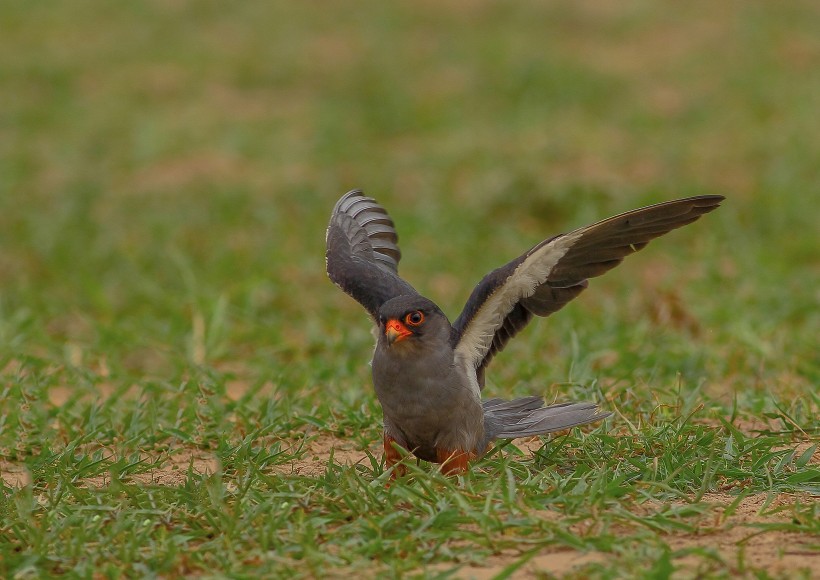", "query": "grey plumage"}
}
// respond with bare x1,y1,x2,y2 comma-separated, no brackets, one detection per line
326,189,724,471
450,194,725,388
325,192,415,320
483,399,609,440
